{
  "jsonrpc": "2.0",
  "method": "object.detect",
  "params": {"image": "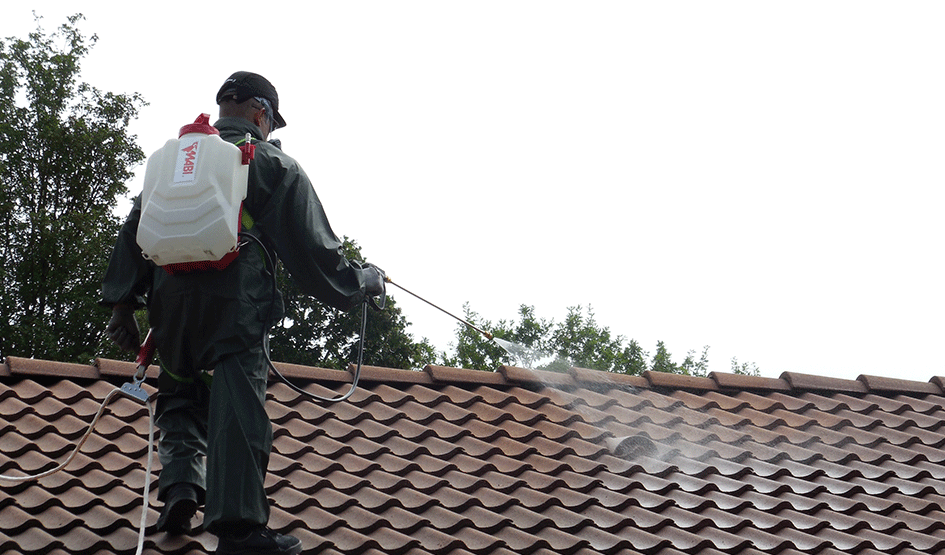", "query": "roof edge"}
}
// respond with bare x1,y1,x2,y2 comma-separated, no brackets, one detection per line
710,371,792,392
96,358,160,379
5,356,100,379
645,370,718,391
781,371,868,393
858,373,942,394
425,365,507,385
346,364,434,384
1,357,942,397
